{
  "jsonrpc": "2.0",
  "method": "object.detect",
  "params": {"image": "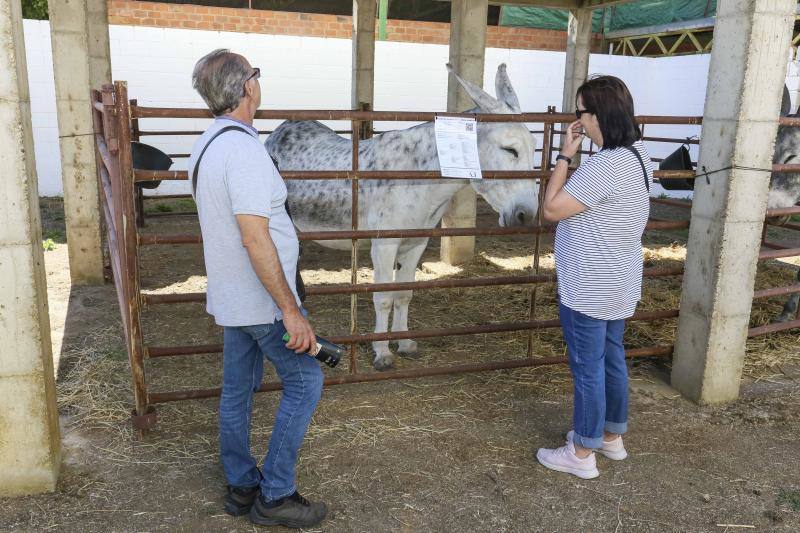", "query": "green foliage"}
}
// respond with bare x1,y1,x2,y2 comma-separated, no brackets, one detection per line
174,198,197,211
42,238,56,251
22,0,48,20
44,229,66,243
